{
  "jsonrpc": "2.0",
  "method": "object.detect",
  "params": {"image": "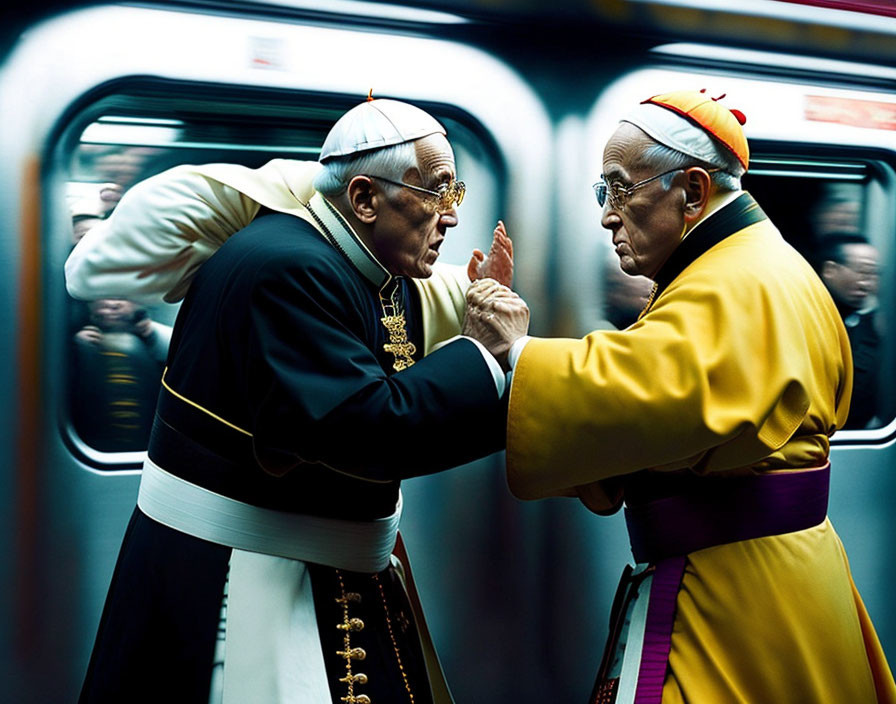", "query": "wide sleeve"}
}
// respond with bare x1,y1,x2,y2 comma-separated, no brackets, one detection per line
244,258,506,481
64,165,260,304
410,262,469,355
63,159,322,305
506,264,846,506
